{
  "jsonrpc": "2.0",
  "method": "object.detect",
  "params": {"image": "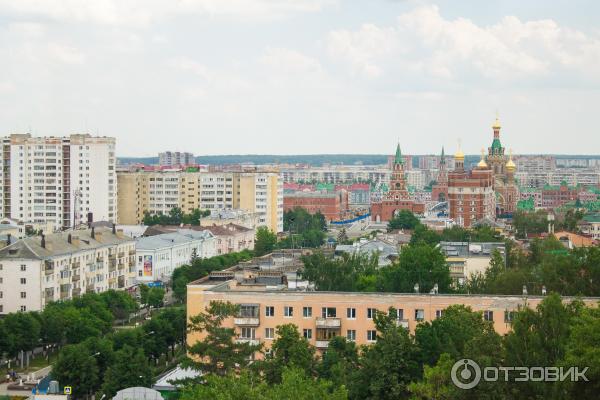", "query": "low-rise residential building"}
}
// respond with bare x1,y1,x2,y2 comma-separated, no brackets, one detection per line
186,278,597,355
578,214,600,240
0,227,135,314
200,224,254,255
134,229,216,284
439,241,505,284
335,238,398,266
